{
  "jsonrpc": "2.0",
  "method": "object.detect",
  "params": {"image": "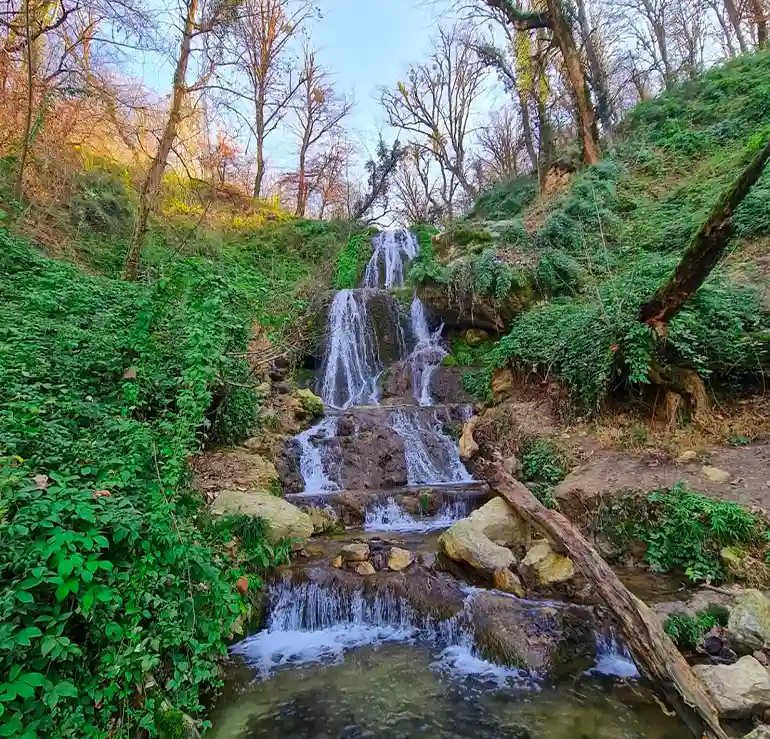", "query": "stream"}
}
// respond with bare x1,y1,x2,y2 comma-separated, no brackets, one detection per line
208,228,685,738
